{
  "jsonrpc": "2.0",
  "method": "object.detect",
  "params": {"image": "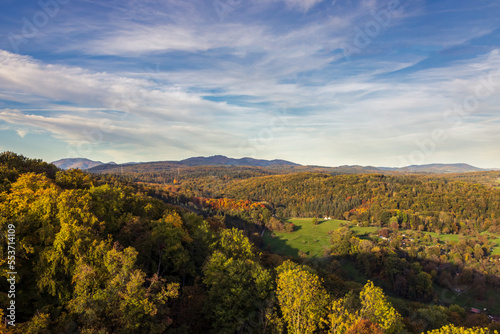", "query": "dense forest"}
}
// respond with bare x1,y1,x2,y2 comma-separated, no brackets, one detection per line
213,173,500,234
1,152,500,333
